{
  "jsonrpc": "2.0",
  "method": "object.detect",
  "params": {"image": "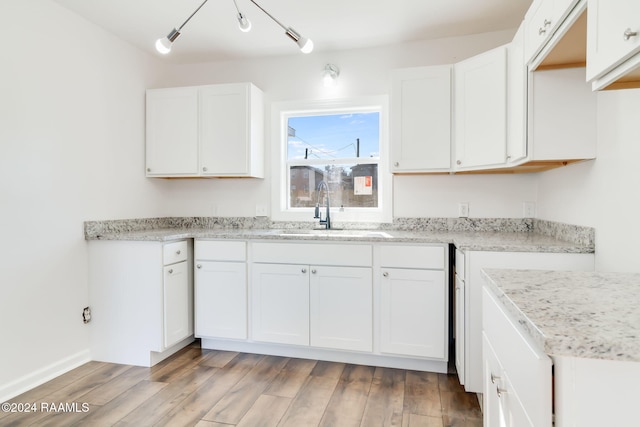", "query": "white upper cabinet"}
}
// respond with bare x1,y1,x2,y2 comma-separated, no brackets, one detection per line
524,0,582,67
507,23,528,165
454,45,508,171
146,82,264,178
390,66,452,173
146,87,199,176
586,0,640,90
